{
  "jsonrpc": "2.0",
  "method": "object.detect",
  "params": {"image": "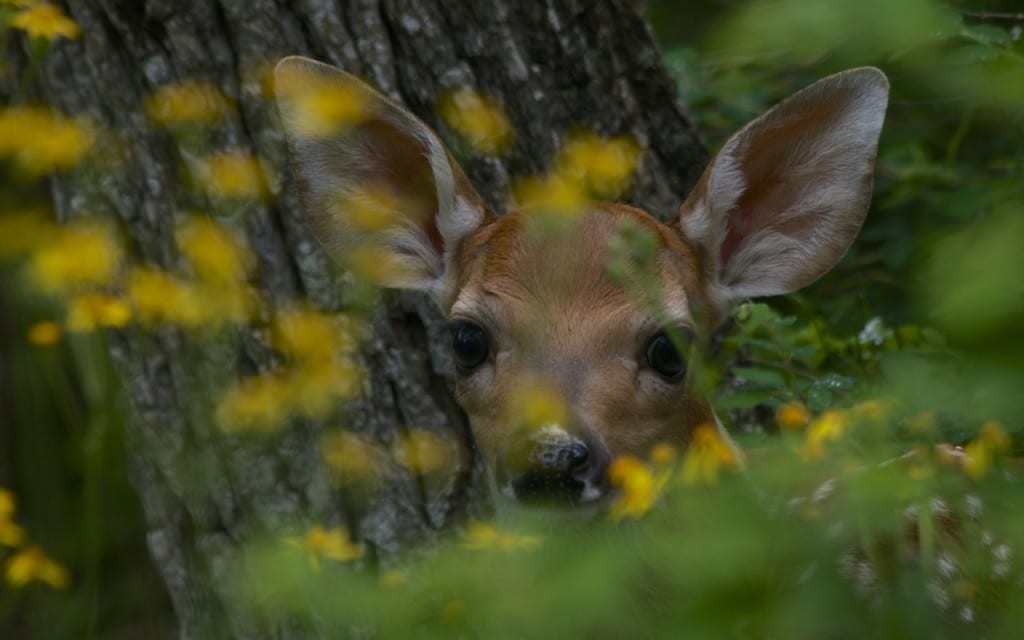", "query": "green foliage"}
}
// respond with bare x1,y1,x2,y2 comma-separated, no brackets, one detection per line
4,0,1024,637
